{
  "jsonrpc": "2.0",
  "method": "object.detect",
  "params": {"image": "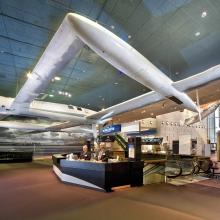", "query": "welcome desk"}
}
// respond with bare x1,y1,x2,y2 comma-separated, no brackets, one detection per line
52,154,144,192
